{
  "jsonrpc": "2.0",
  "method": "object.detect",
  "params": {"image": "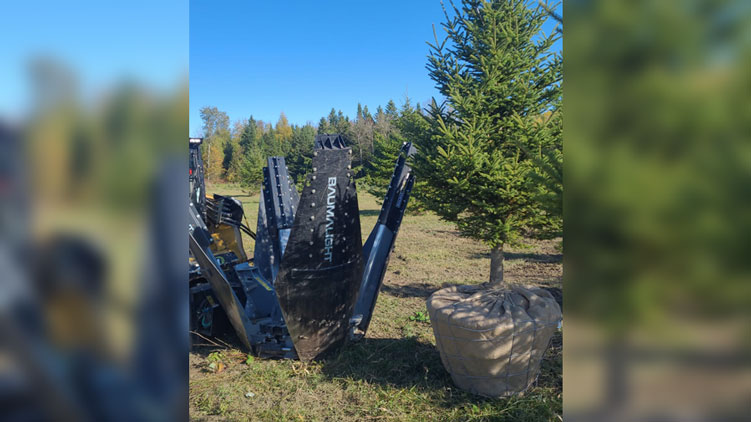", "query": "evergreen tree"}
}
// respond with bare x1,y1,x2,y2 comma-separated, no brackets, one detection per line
329,109,350,135
235,147,265,188
240,116,258,151
317,116,329,134
514,109,562,238
229,115,265,187
326,108,339,130
363,132,404,201
416,0,561,285
385,100,398,119
285,124,317,186
396,100,429,146
401,96,413,114
222,136,234,178
260,129,280,157
362,105,373,121
364,99,430,210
